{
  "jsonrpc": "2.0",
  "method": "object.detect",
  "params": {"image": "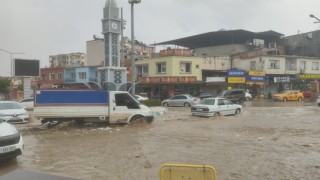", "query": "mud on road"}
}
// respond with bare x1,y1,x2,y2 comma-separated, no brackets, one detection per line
1,100,320,180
